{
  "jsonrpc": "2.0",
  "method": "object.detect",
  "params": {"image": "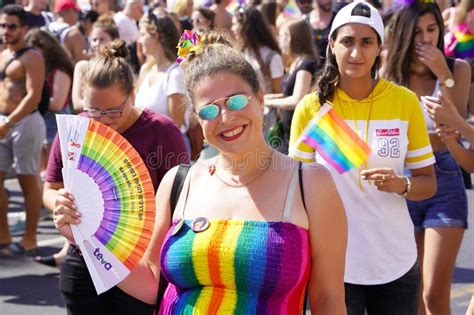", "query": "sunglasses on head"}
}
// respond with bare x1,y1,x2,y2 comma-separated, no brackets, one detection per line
197,94,251,121
0,23,20,31
235,6,246,23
